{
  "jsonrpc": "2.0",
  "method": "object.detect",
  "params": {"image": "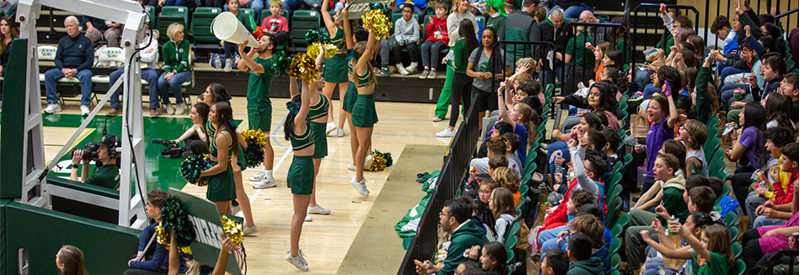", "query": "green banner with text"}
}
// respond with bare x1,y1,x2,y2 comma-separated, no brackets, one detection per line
169,189,243,275
347,0,395,19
